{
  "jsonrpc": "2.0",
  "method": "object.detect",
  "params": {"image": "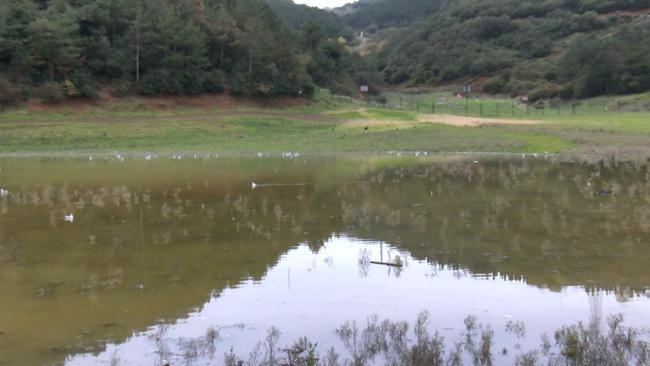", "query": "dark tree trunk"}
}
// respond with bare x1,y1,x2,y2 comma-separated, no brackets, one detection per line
249,46,253,78
220,43,224,67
